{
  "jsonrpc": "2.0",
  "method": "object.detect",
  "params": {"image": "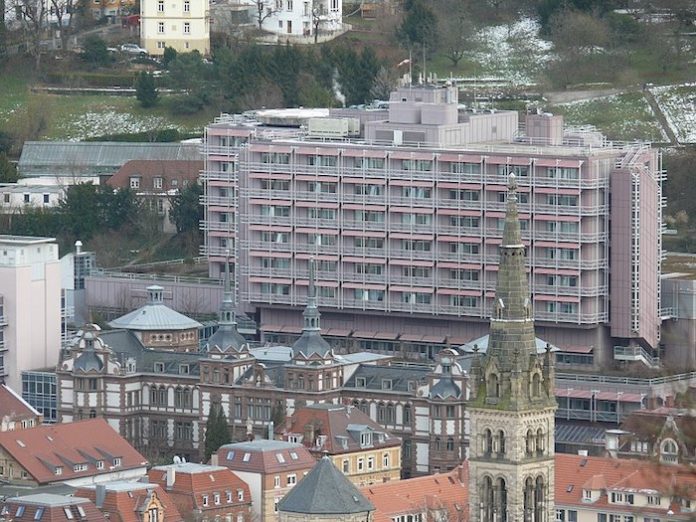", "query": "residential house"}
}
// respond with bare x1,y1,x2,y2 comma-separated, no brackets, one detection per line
0,418,148,486
276,403,401,487
278,455,375,521
140,0,209,55
107,160,202,234
75,481,183,522
147,463,251,522
215,440,315,522
0,384,42,432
